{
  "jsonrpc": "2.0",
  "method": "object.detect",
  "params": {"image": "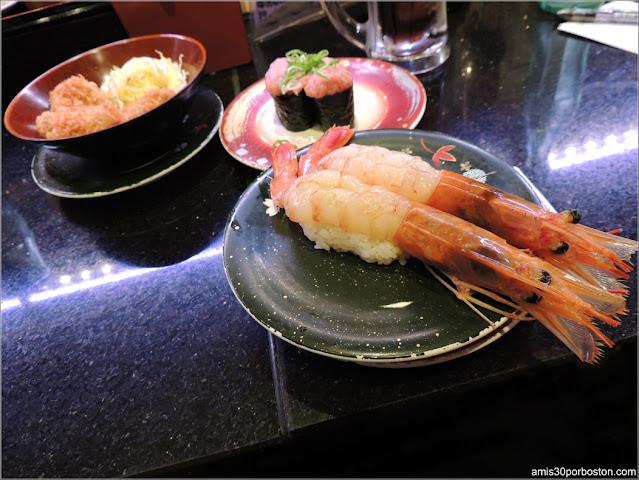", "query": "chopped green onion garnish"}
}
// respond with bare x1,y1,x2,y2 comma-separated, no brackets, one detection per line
273,139,297,149
278,49,338,92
